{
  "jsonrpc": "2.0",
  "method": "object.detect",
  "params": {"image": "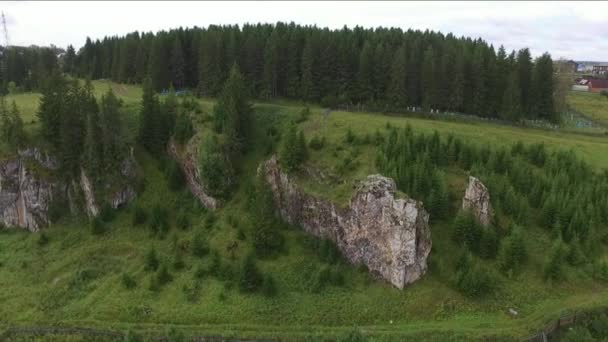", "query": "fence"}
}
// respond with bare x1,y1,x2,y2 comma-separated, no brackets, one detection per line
521,309,603,342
